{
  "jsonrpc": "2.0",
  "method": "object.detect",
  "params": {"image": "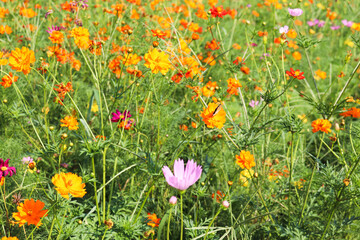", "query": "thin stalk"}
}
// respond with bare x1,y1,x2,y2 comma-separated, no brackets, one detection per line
91,155,101,225
288,133,294,222
329,60,360,118
133,186,153,224
298,132,324,225
180,193,184,240
102,147,108,222
0,178,10,236
320,153,360,239
167,206,173,240
204,208,222,240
